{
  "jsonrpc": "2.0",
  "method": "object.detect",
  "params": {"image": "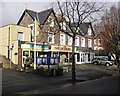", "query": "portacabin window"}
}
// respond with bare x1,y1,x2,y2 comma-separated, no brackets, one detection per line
18,32,24,41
